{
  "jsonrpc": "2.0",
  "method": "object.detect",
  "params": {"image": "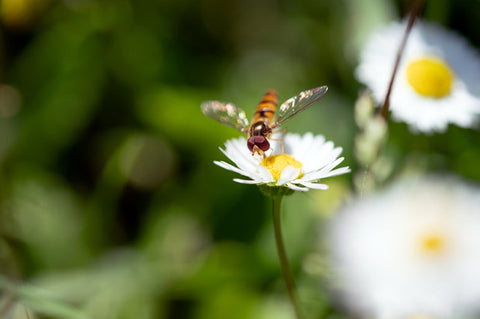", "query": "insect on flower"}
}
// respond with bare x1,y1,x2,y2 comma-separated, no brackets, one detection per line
201,86,328,157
